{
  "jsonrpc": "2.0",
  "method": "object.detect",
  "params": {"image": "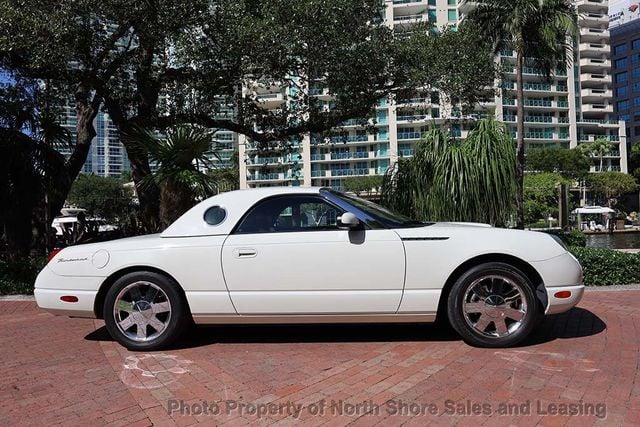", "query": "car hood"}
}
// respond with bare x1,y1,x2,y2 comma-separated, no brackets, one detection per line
394,223,567,262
